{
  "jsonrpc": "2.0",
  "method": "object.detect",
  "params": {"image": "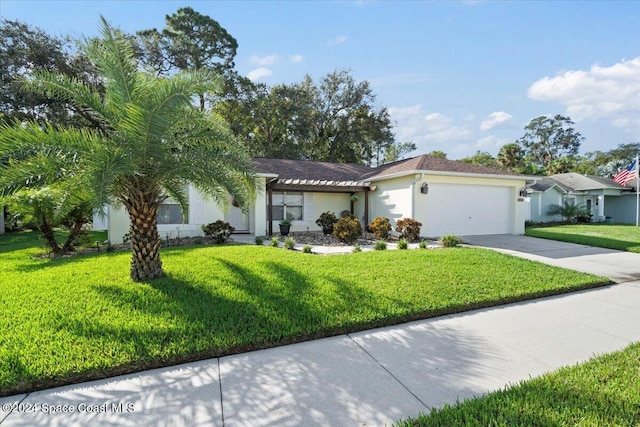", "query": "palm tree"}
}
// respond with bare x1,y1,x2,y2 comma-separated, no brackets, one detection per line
0,18,255,281
547,201,588,223
497,143,525,172
596,159,627,179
